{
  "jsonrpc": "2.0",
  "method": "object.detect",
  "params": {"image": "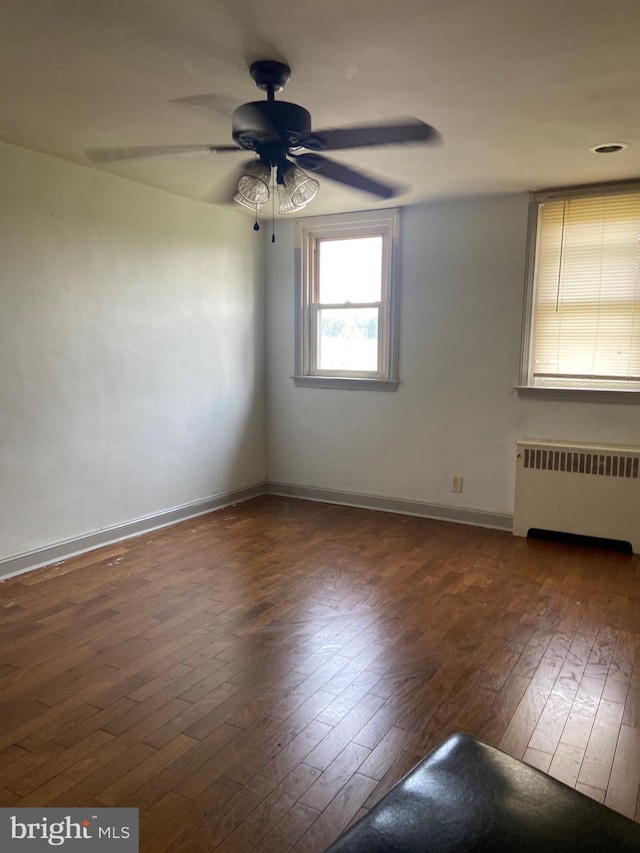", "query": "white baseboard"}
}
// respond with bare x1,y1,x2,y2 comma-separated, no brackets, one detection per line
266,481,513,531
1,481,513,581
0,483,267,581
